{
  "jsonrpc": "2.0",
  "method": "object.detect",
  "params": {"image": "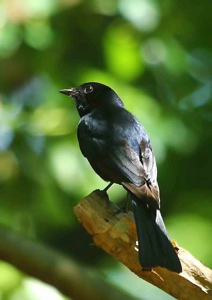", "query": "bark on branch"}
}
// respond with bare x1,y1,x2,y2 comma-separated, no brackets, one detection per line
0,225,136,300
74,190,212,300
